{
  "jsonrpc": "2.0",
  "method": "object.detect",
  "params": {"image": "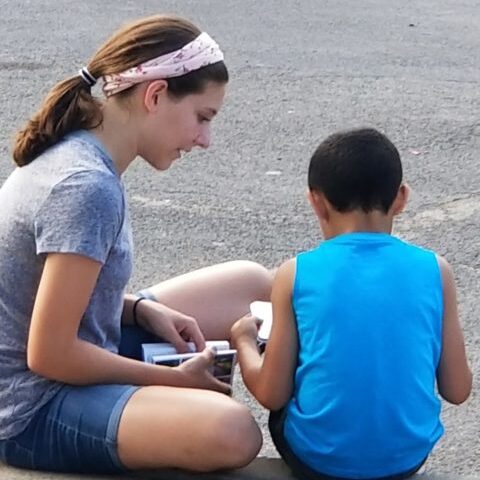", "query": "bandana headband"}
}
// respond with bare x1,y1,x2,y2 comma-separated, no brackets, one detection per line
101,32,224,97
